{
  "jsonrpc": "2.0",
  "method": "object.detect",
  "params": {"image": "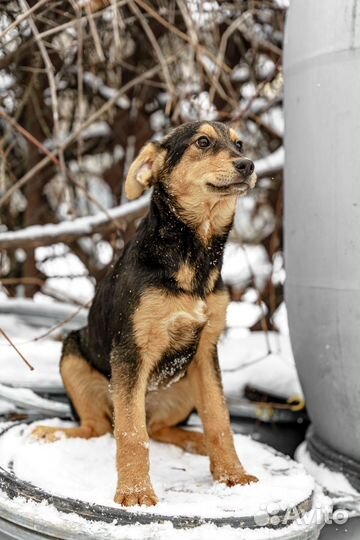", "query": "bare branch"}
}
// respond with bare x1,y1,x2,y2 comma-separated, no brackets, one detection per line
0,327,34,371
0,61,170,208
0,0,49,41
